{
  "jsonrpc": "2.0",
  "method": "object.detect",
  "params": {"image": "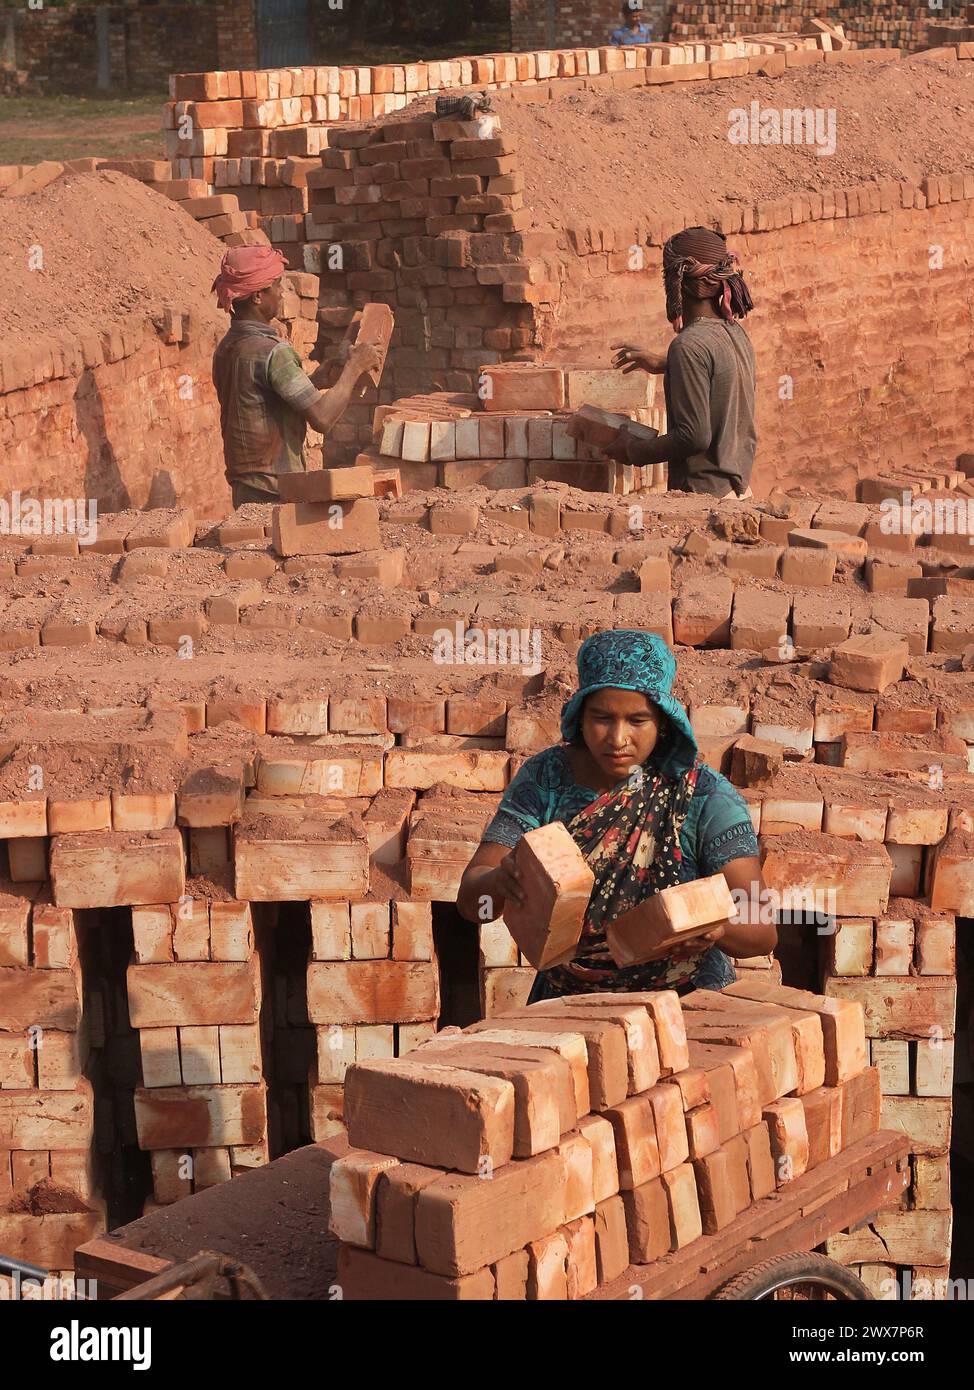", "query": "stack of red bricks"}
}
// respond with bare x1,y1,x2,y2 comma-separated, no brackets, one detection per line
128,899,270,1203
367,366,665,496
669,3,970,52
0,897,103,1279
328,982,875,1298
